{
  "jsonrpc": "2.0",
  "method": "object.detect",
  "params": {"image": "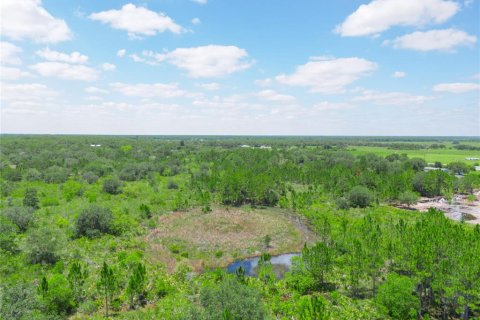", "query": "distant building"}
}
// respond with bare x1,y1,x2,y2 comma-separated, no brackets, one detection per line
240,145,251,148
90,144,101,147
259,145,272,149
475,166,480,171
466,157,480,160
